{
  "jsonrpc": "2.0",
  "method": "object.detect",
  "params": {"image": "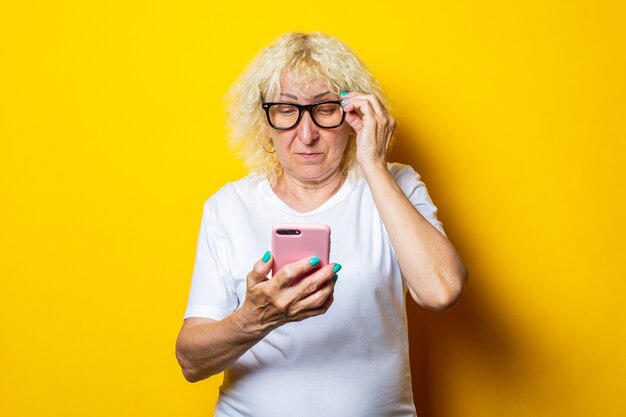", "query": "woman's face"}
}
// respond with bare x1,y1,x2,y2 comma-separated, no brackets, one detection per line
267,77,352,184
